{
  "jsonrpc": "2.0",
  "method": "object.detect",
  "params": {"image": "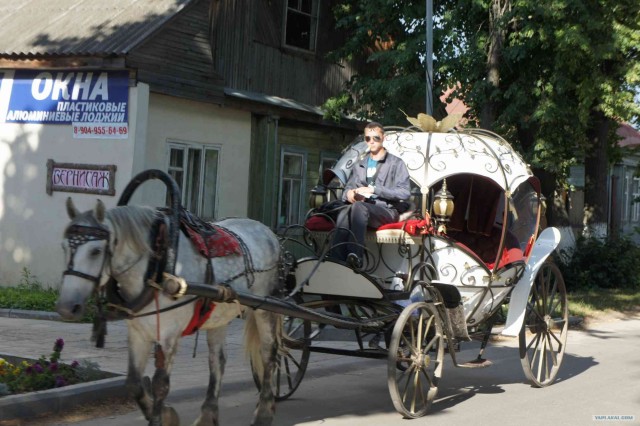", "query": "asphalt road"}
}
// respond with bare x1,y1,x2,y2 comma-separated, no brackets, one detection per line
62,315,640,426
